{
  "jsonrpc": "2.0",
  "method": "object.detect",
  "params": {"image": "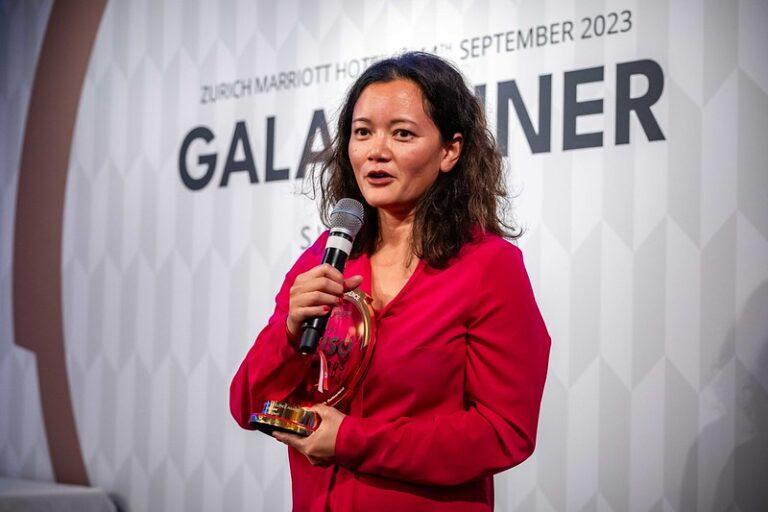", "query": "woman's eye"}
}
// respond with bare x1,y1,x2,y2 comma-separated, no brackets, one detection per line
394,129,414,139
353,127,370,136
